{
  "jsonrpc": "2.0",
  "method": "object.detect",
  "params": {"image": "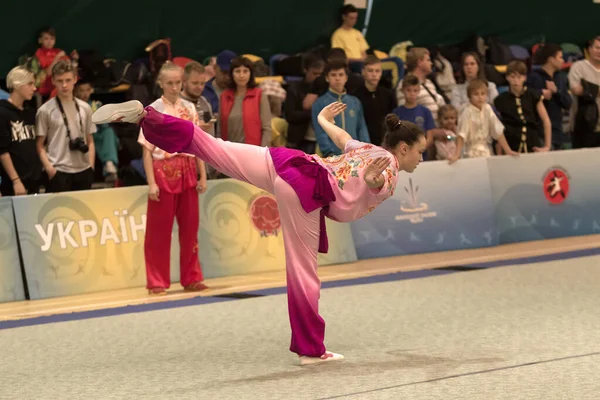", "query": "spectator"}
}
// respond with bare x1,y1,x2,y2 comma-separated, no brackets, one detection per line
495,61,552,154
180,61,220,179
449,79,515,162
180,61,216,136
0,90,8,100
527,44,572,150
396,48,446,121
36,60,96,193
451,52,499,112
568,36,600,149
430,104,458,161
253,59,287,118
74,80,119,182
284,54,324,154
354,55,397,146
137,61,208,295
203,50,236,115
312,60,370,157
203,56,217,81
331,4,369,63
219,56,272,147
309,48,364,97
393,74,436,156
0,66,43,196
33,27,79,99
